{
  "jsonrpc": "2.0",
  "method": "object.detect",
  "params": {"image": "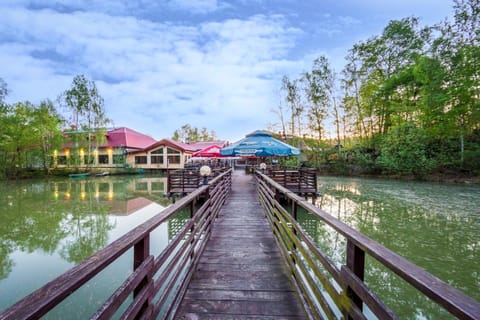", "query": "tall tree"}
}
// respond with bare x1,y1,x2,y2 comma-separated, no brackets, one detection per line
281,76,303,136
355,17,430,135
342,45,370,140
62,75,108,168
31,100,64,172
0,78,7,105
302,56,335,141
432,0,480,163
